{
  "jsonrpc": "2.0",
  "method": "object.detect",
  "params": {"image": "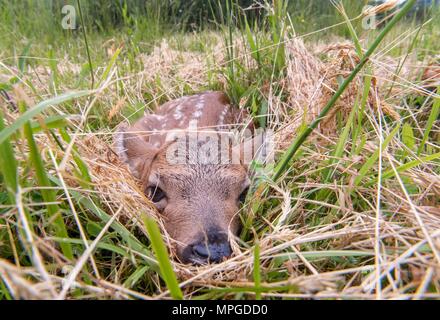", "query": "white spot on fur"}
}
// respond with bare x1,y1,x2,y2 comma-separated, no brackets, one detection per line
193,99,205,119
194,110,203,118
174,104,184,120
152,114,165,121
218,105,229,126
196,103,204,110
